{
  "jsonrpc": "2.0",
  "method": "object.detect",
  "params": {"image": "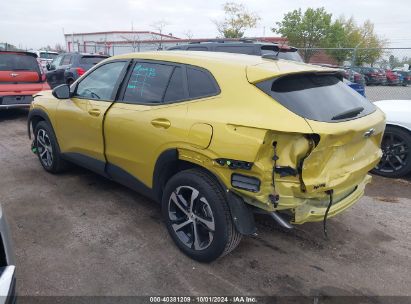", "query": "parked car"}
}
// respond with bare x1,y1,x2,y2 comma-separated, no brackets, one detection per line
393,70,411,86
343,78,366,97
28,51,385,262
353,67,386,85
343,68,366,85
384,70,400,85
0,204,16,303
46,52,109,88
317,65,366,96
167,40,304,62
32,50,59,72
372,100,411,177
0,51,50,109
